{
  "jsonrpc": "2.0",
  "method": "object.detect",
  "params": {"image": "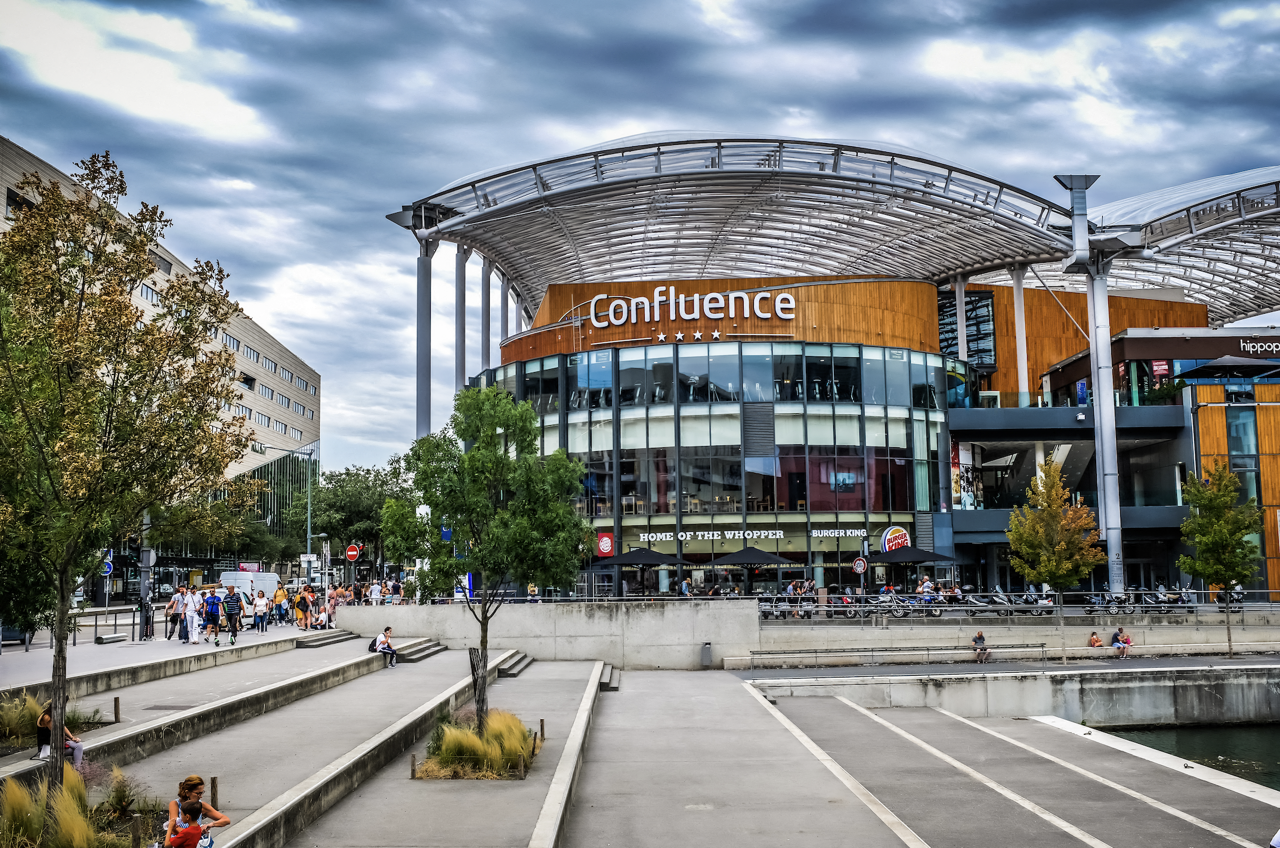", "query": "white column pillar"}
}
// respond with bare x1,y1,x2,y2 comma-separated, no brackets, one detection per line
1088,266,1124,590
455,244,472,392
1010,265,1029,407
415,238,438,438
500,272,511,342
954,276,968,362
480,256,492,372
1035,441,1045,479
